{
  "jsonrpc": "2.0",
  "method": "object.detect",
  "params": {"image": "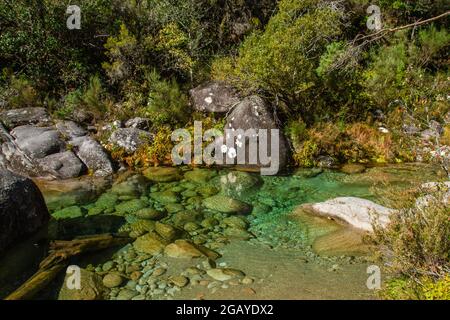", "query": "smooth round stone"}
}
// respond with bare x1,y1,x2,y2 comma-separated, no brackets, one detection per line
206,268,245,281
103,273,123,288
152,267,166,277
340,163,366,174
202,195,252,214
134,208,164,220
117,289,138,300
184,222,200,232
169,275,189,288
242,277,254,285
126,280,137,289
143,167,182,182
